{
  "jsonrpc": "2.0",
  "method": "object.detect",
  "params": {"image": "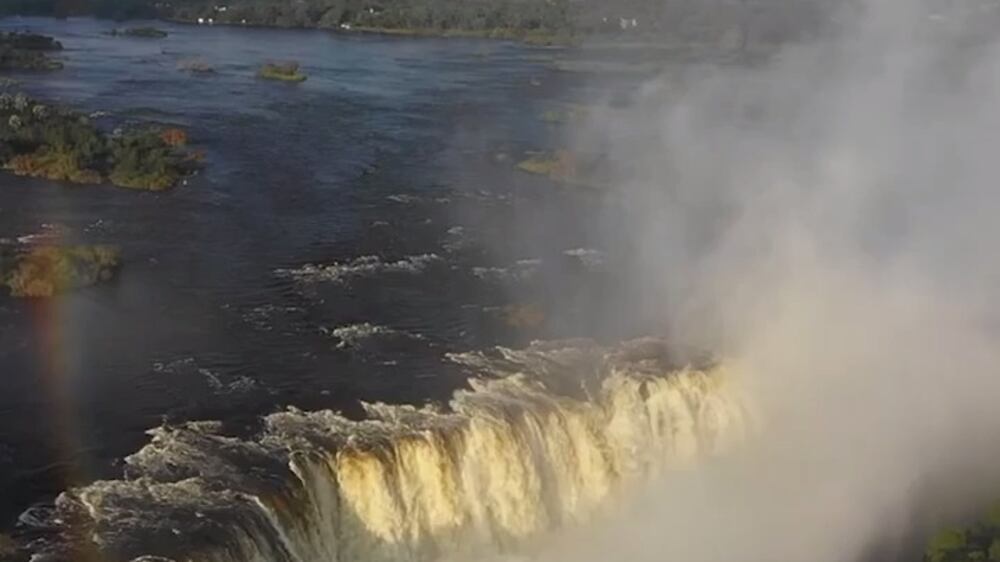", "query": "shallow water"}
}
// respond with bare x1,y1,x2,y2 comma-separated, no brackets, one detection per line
0,17,649,531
